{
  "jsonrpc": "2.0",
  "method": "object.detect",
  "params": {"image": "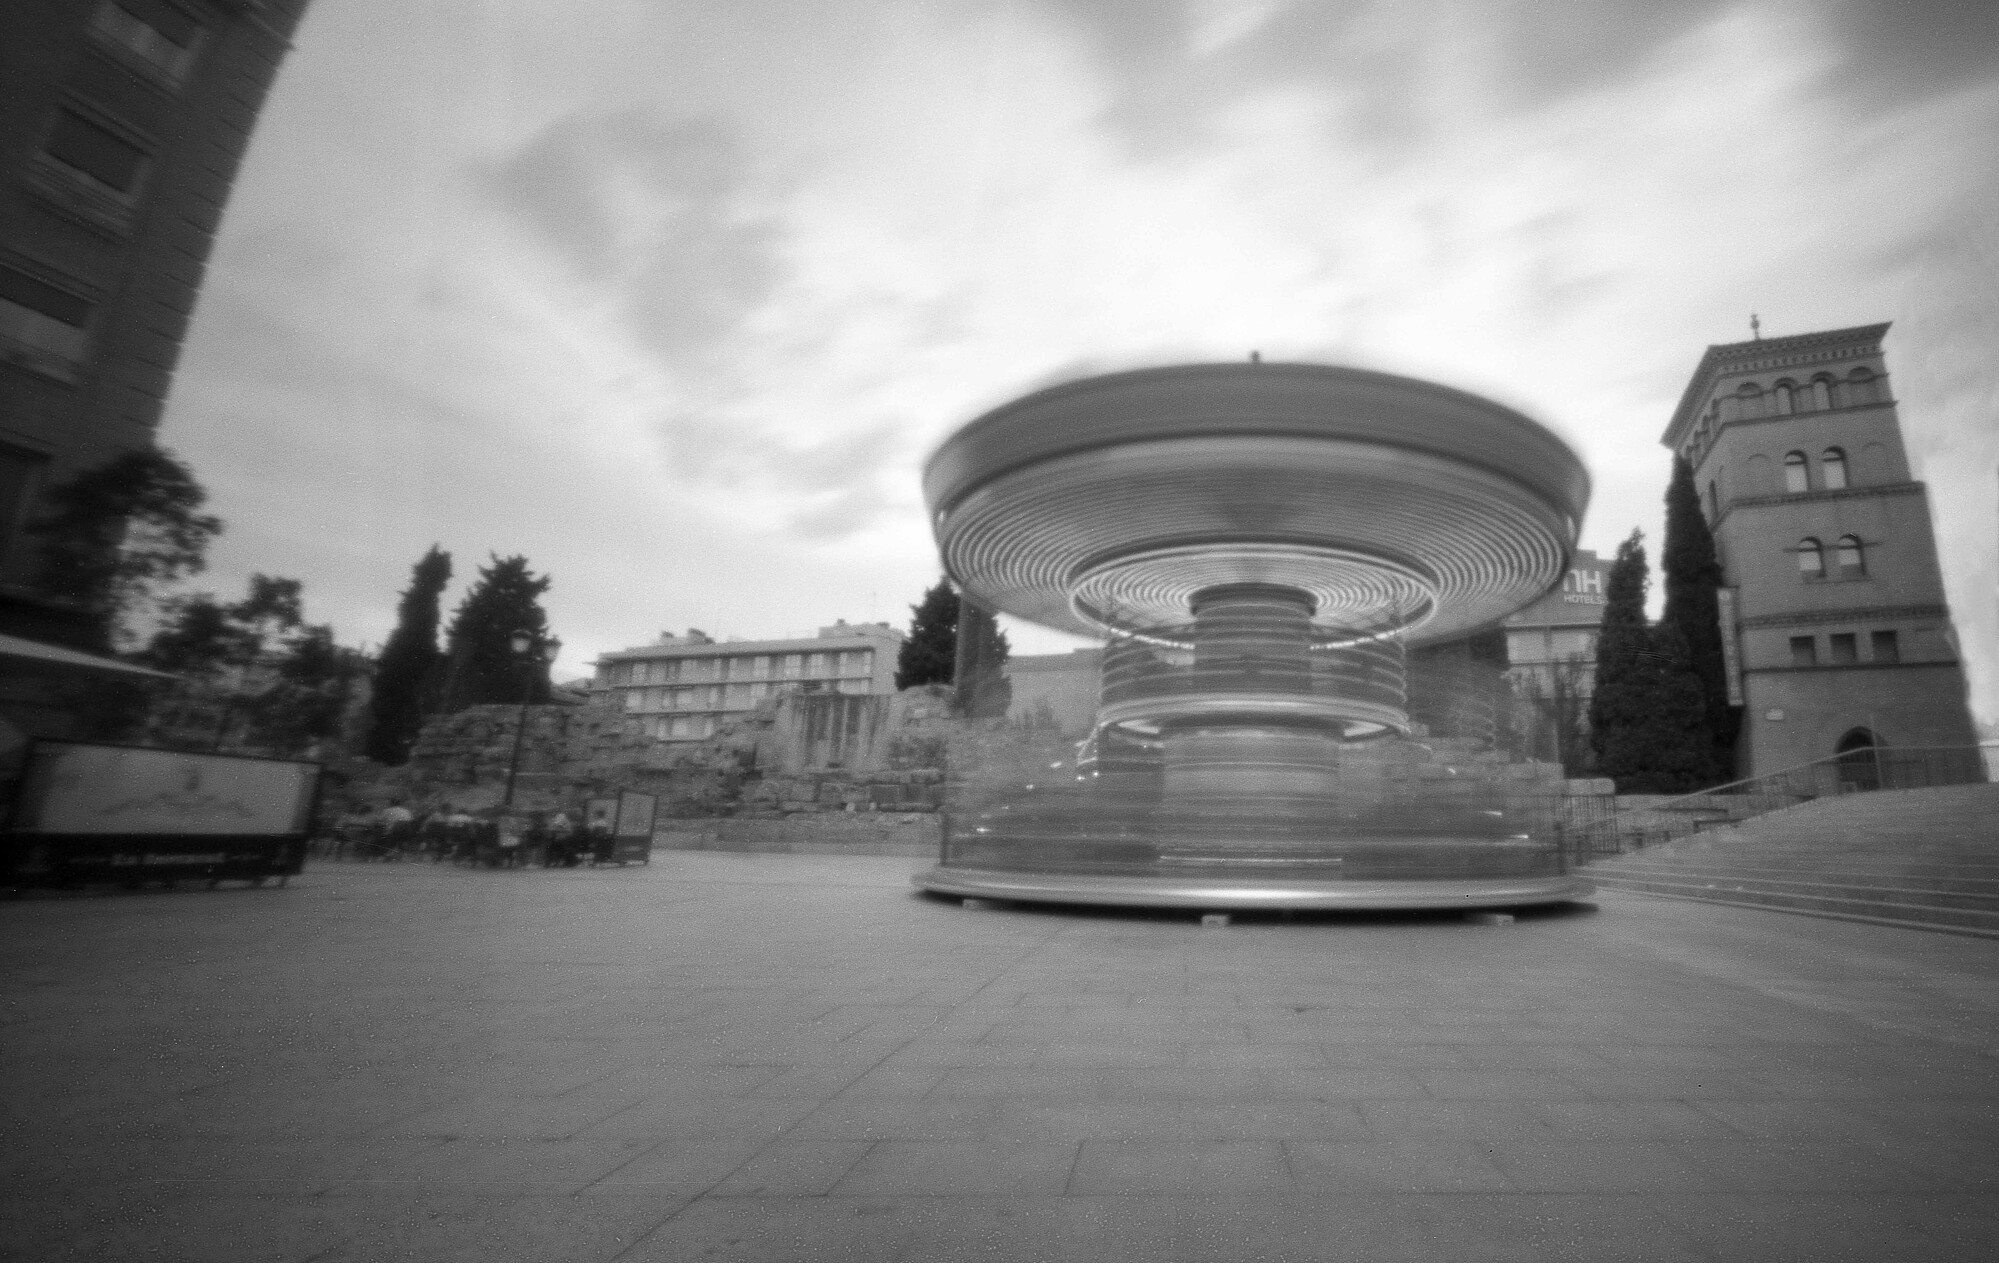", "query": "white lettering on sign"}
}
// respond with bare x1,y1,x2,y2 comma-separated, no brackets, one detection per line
1561,593,1606,605
1564,568,1605,596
